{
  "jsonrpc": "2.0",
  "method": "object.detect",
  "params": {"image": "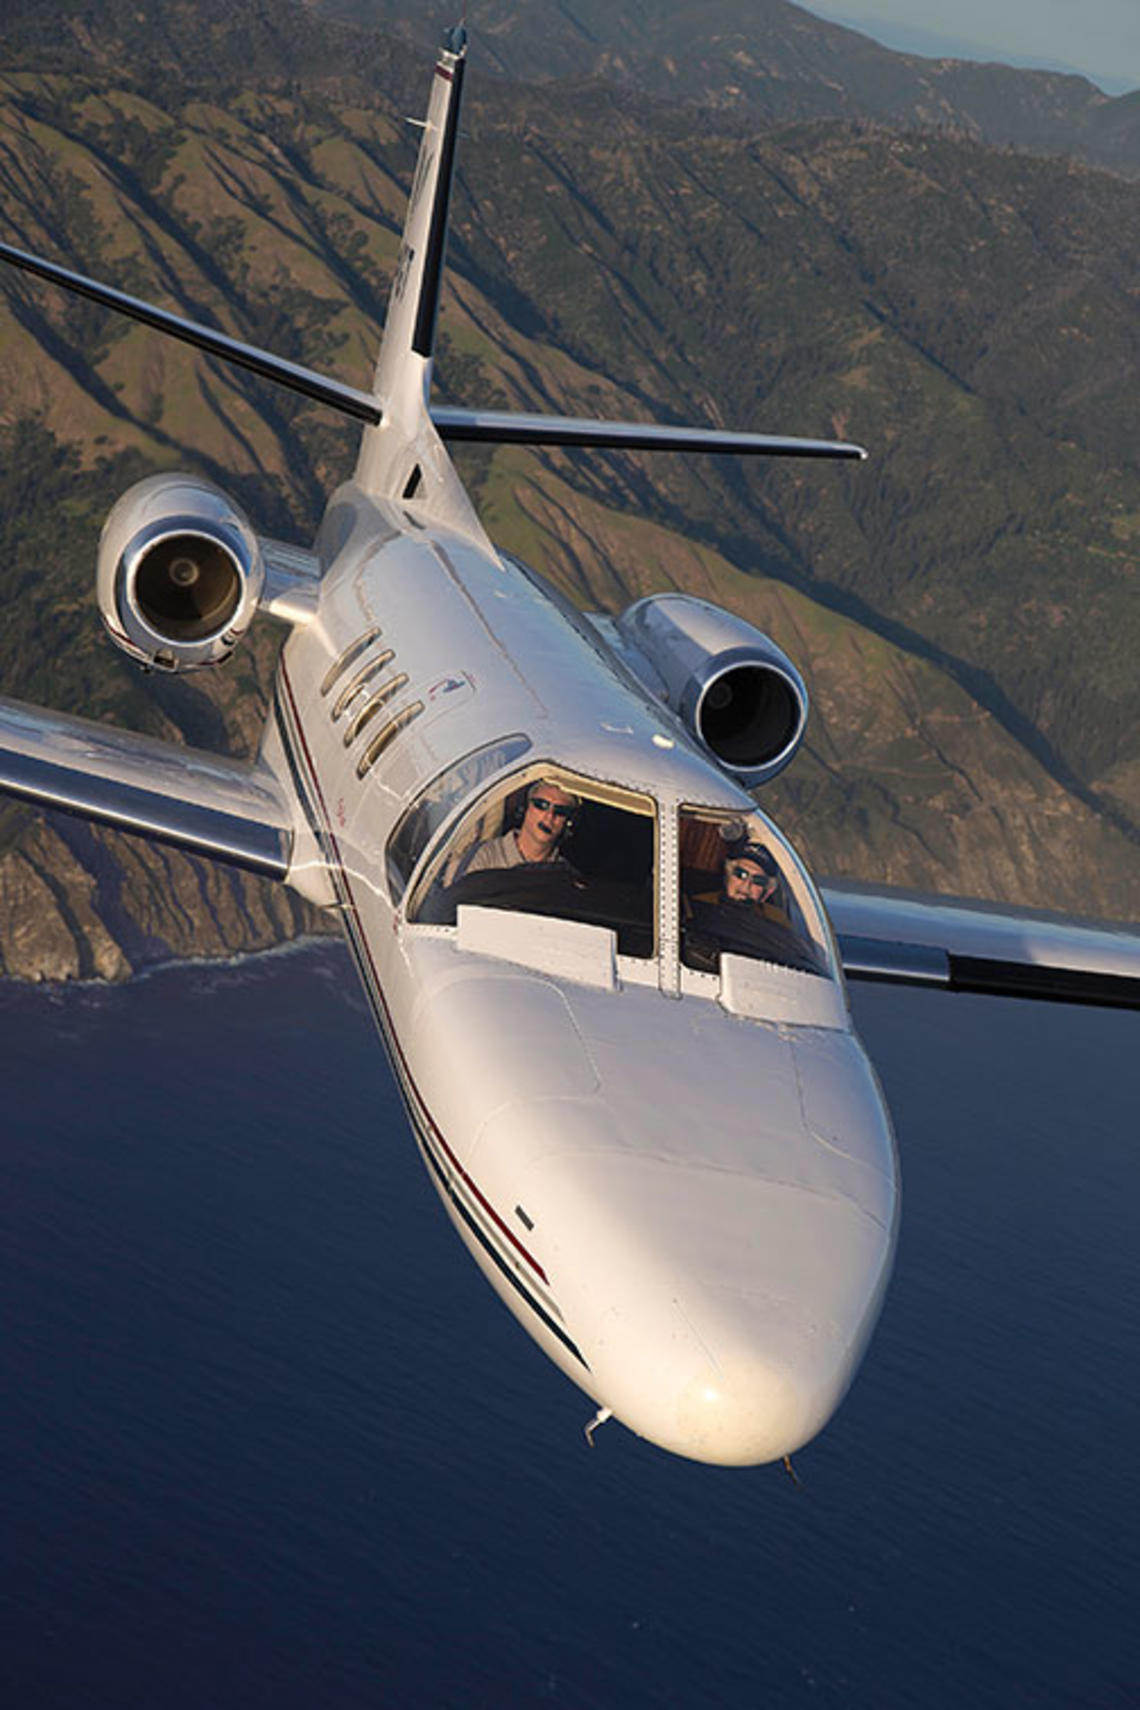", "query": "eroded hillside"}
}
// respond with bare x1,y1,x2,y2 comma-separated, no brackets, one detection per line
0,23,1136,978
